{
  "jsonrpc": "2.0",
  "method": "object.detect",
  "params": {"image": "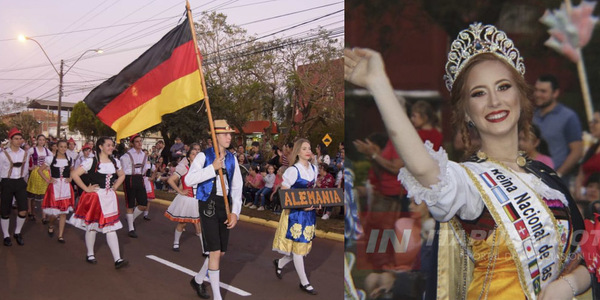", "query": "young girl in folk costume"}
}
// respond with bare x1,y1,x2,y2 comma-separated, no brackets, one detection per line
272,138,320,295
142,149,155,221
26,134,52,222
69,137,128,269
39,140,75,243
164,148,205,253
345,23,590,299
